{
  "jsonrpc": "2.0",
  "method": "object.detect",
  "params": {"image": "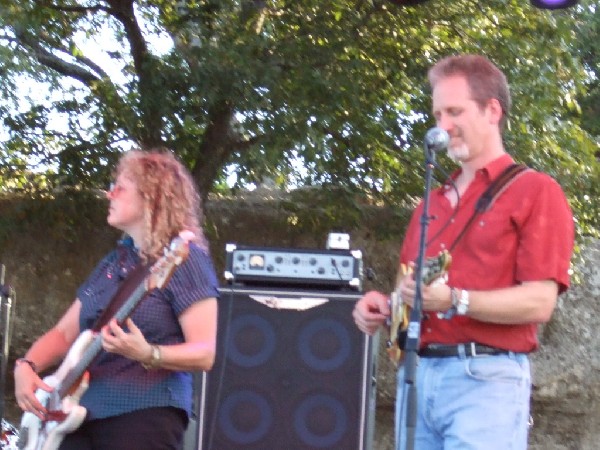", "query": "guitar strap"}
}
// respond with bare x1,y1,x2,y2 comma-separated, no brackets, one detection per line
448,163,528,252
91,259,152,332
